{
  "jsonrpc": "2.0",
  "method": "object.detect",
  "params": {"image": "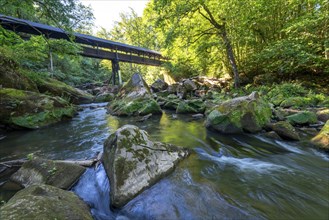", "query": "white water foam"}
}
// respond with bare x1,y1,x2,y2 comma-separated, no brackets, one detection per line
196,148,289,173
274,140,304,154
